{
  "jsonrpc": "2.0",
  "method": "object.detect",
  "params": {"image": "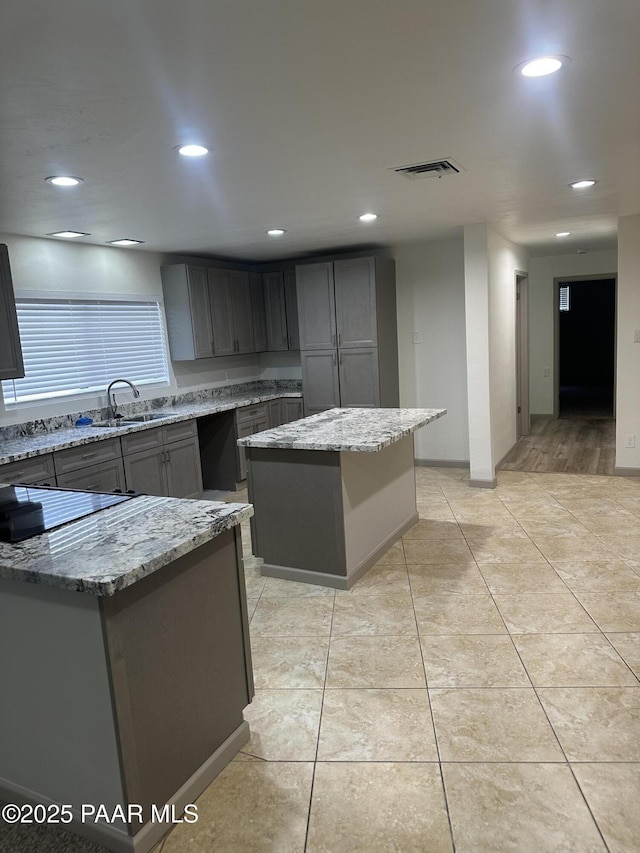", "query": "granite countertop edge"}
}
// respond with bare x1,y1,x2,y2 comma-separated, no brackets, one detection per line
0,392,302,465
0,497,253,596
237,407,447,452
